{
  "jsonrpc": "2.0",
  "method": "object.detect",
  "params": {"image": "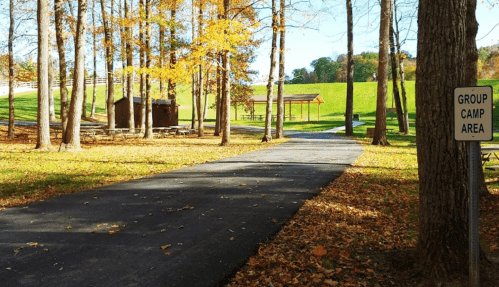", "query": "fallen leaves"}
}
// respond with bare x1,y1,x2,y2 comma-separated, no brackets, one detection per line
108,230,119,235
160,244,171,250
312,245,327,257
